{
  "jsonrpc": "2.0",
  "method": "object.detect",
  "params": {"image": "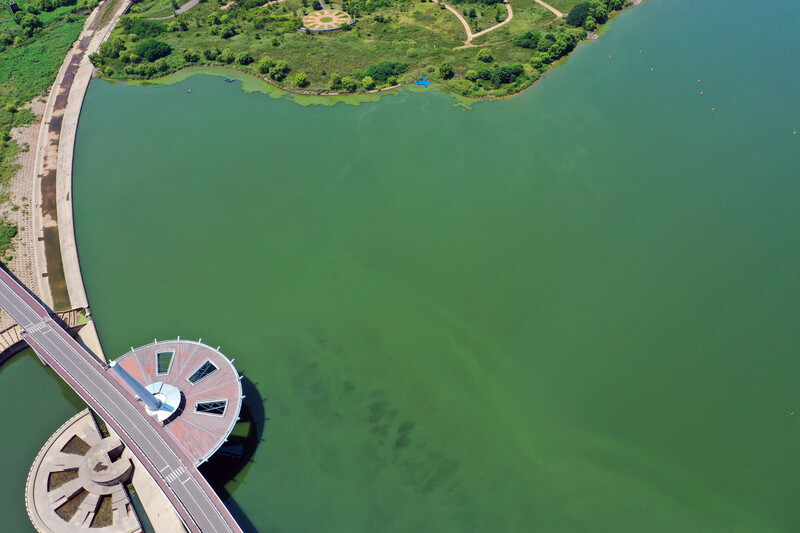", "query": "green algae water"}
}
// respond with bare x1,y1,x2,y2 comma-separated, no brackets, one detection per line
4,0,798,530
